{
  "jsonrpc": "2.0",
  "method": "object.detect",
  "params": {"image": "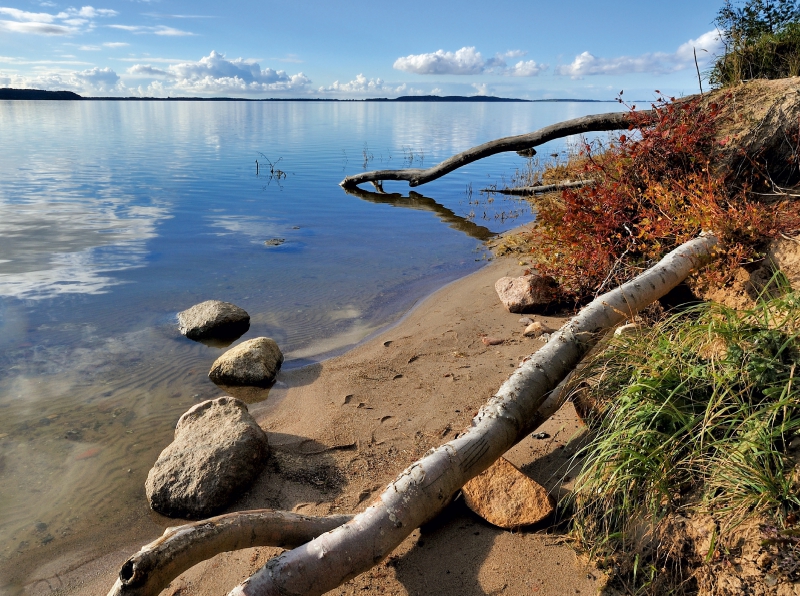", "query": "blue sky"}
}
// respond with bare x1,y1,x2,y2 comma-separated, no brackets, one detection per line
0,0,727,99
